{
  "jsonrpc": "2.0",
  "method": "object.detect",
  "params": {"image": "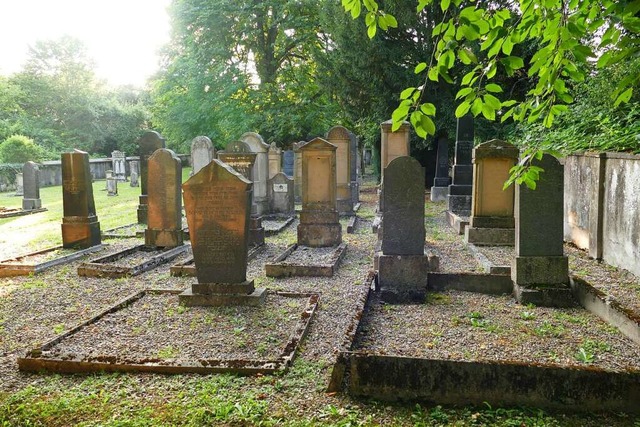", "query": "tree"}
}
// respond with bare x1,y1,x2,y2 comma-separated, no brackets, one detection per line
0,135,42,163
